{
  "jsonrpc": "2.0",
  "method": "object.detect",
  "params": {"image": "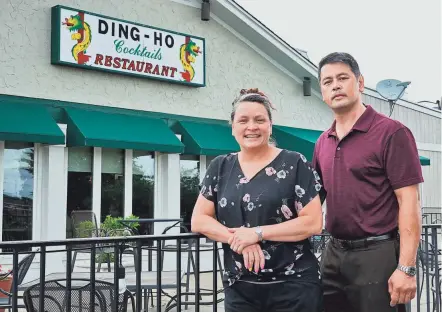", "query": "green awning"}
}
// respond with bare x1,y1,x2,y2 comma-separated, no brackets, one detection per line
273,125,323,161
65,108,184,153
173,120,239,156
0,102,65,145
419,155,430,166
